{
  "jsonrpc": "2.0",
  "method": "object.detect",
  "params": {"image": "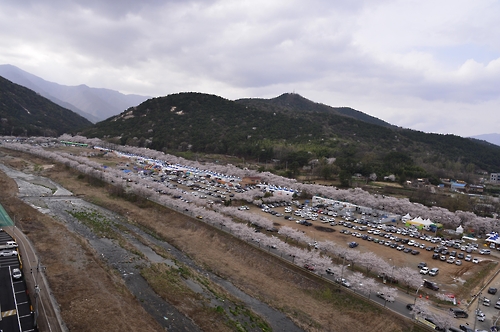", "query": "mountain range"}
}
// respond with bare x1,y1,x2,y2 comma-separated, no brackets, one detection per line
0,64,150,123
80,92,500,182
0,76,92,136
470,133,500,147
2,64,499,147
1,65,500,182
